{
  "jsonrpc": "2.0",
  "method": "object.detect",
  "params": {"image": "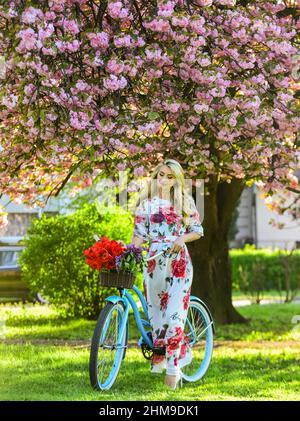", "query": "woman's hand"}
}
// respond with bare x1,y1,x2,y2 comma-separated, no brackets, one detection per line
169,236,185,254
